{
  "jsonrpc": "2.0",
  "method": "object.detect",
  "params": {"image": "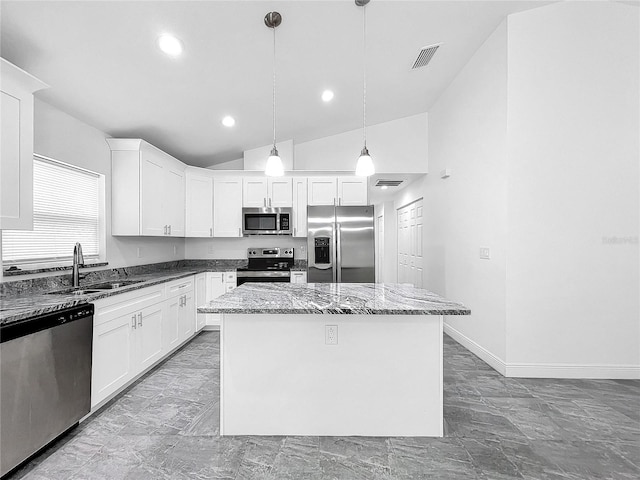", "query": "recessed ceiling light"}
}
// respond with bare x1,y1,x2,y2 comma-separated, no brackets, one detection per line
381,185,388,190
158,34,183,57
321,90,334,102
222,116,236,127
